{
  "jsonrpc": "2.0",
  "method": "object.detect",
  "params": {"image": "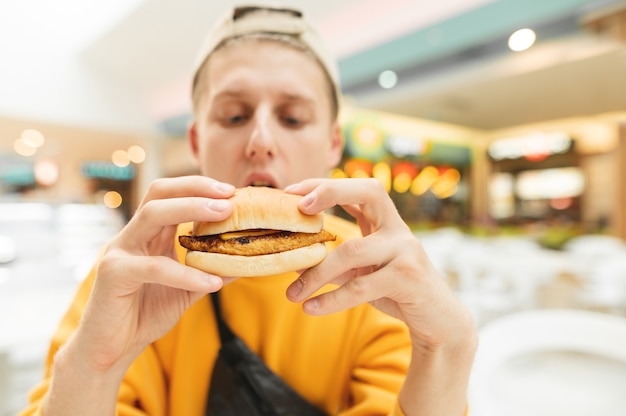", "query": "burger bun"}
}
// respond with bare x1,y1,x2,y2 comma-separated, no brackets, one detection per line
185,242,328,277
194,186,323,236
